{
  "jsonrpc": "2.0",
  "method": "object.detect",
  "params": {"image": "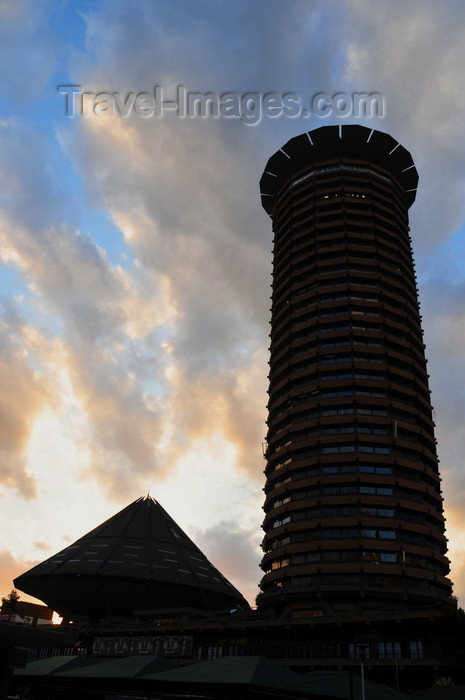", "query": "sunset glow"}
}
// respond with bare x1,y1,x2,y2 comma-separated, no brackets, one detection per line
1,0,465,612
